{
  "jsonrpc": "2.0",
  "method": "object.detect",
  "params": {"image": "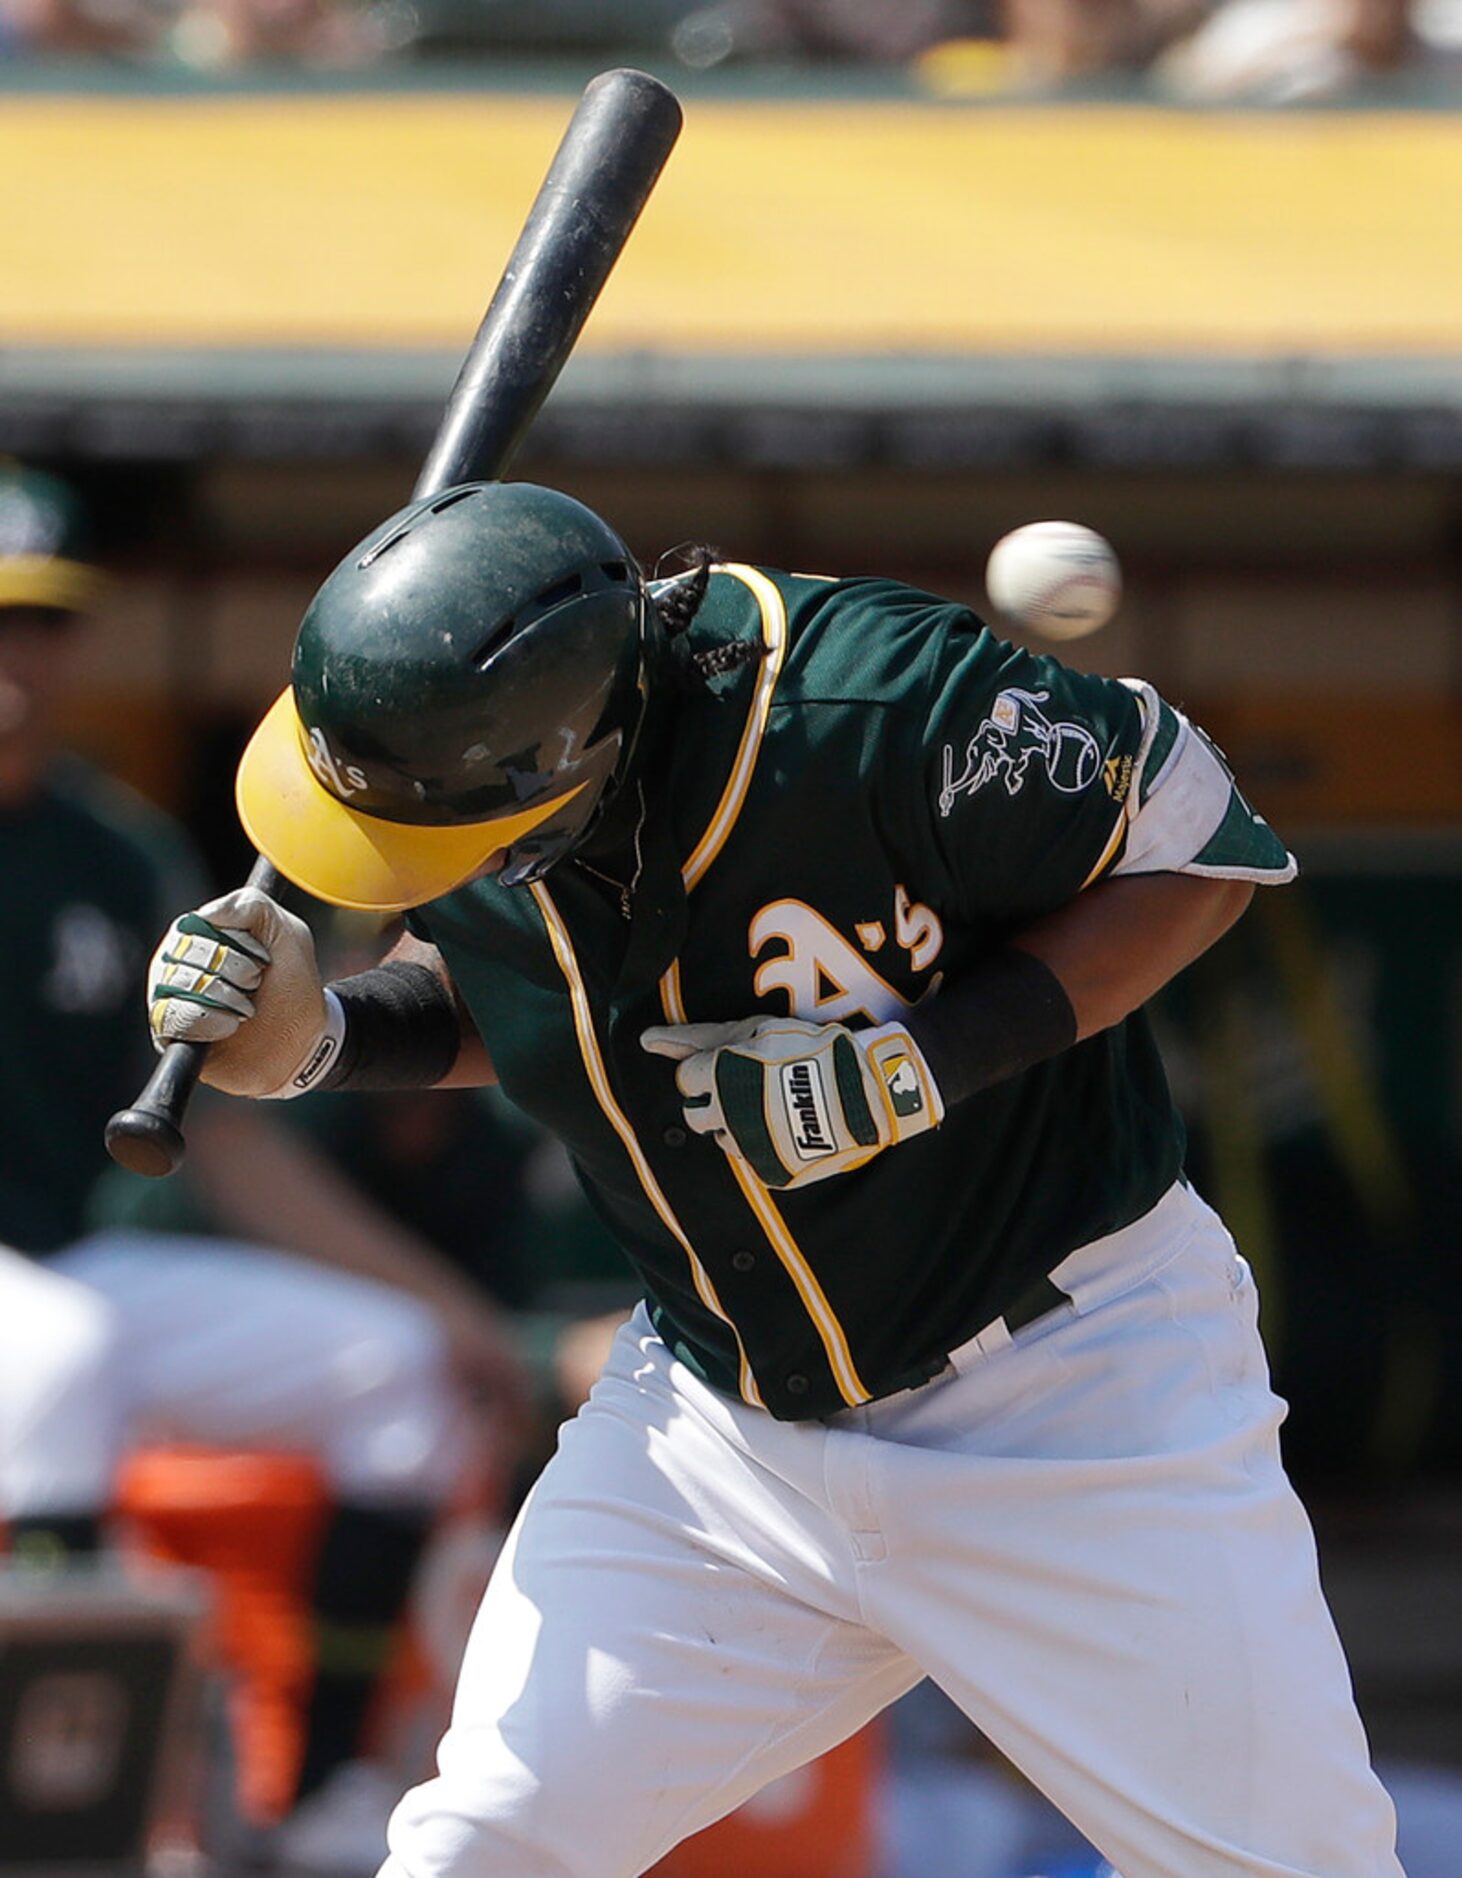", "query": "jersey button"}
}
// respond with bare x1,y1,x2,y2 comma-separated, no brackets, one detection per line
731,1250,756,1273
663,1126,687,1148
785,1373,810,1396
